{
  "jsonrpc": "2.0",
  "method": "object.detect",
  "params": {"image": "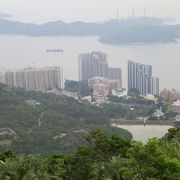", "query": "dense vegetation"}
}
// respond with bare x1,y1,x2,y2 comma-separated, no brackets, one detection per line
65,80,92,97
0,128,179,180
0,84,132,154
109,88,176,121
